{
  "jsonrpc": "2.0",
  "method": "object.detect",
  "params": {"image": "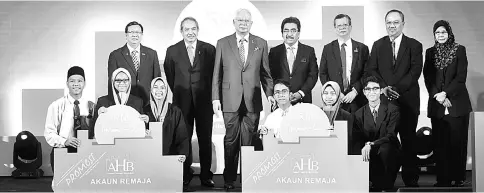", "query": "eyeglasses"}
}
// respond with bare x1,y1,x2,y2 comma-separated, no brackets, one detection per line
127,31,143,35
235,19,252,23
435,31,448,35
322,91,337,96
283,29,298,33
274,89,289,95
363,87,381,92
386,21,401,26
114,79,130,84
336,24,350,29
